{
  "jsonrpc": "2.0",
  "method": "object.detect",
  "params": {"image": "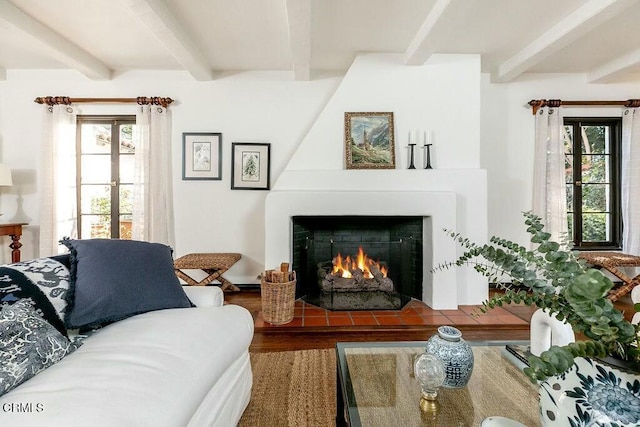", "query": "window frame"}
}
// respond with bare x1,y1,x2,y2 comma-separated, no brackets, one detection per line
564,116,622,250
76,115,136,239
